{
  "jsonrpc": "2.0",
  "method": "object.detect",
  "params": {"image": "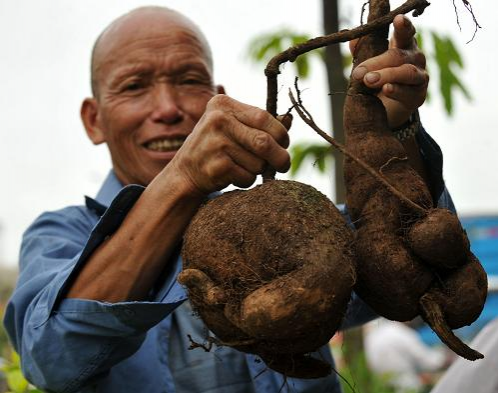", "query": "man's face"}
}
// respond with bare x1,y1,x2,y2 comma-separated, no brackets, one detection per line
89,13,218,186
